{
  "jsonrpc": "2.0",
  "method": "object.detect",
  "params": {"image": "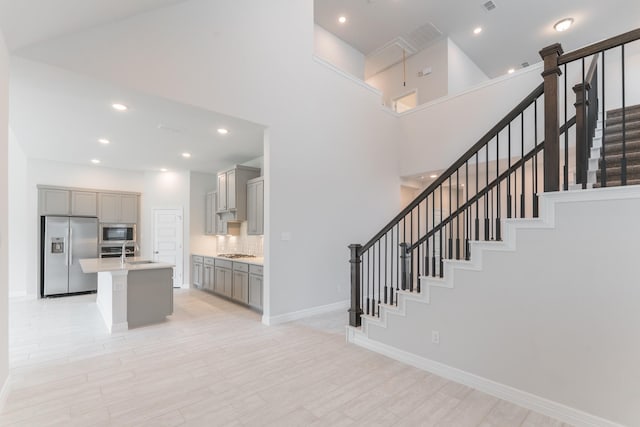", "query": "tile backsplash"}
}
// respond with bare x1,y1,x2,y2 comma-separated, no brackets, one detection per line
216,222,263,256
